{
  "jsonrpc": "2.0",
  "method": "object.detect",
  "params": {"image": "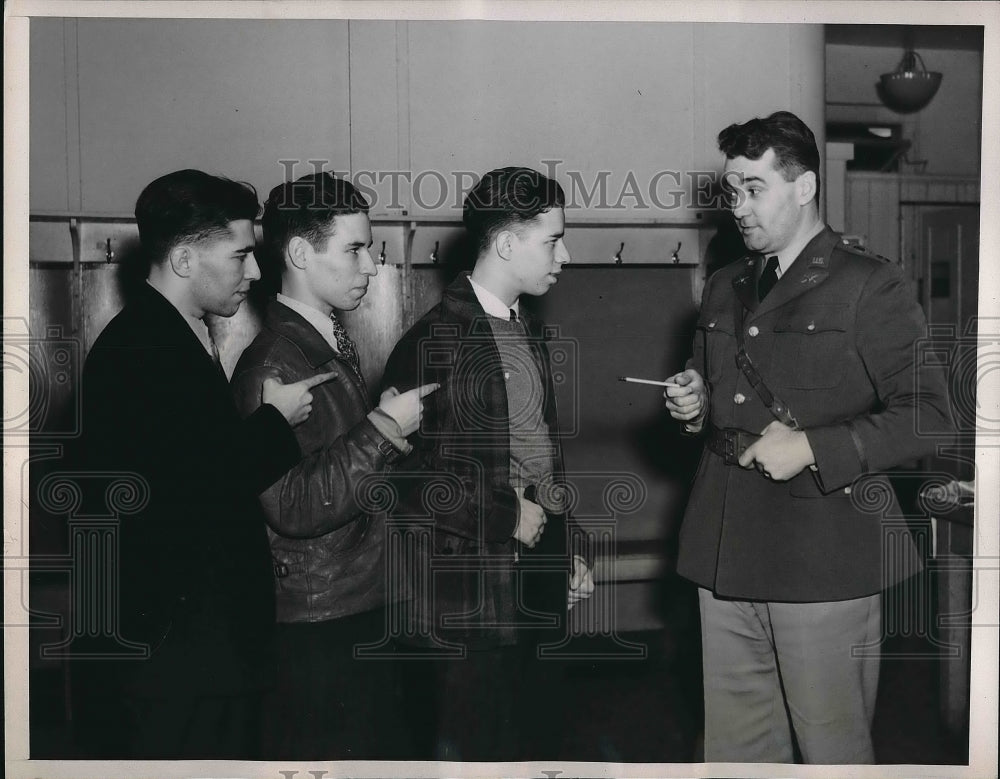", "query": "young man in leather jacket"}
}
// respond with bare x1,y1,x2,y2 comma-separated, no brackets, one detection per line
231,172,437,758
